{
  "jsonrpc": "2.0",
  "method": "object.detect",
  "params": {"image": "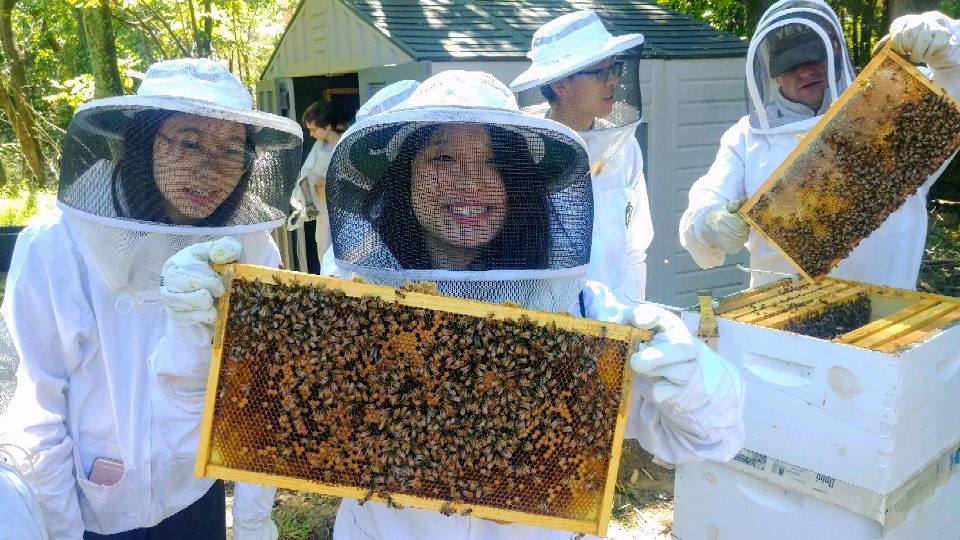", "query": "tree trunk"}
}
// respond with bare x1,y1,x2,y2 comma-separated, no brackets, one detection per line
82,0,124,98
0,0,29,92
0,77,45,186
887,0,941,20
0,0,45,185
196,0,213,57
